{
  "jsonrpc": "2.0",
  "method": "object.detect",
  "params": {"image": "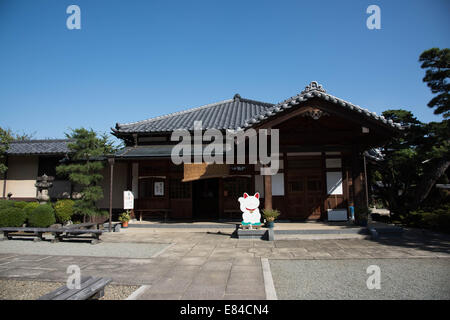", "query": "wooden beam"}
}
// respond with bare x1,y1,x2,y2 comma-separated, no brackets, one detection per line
264,170,272,210
108,158,115,232
351,145,365,208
